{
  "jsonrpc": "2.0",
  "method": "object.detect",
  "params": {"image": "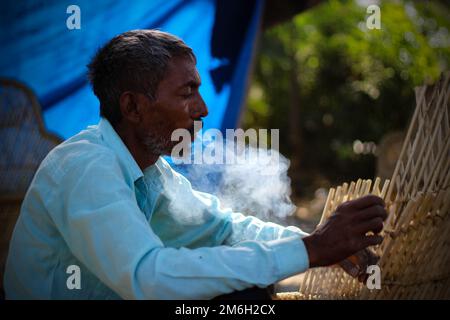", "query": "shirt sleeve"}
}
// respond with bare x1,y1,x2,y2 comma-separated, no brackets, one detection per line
187,190,311,282
47,152,309,299
223,211,309,244
187,188,309,247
